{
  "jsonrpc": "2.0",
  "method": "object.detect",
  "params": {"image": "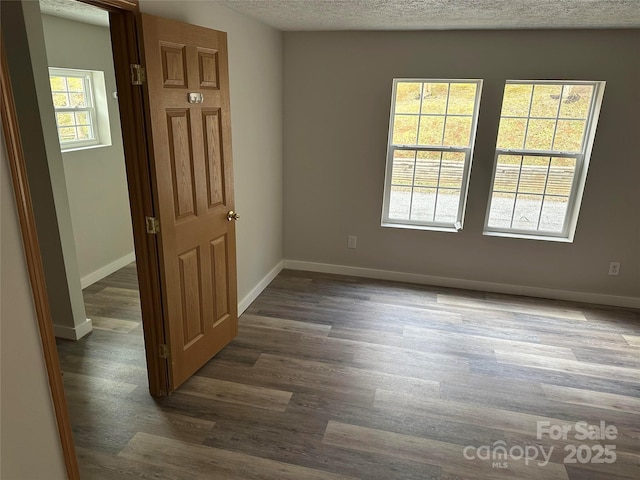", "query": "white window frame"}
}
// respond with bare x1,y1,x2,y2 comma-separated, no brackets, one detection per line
49,67,100,150
484,80,605,242
381,78,483,232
